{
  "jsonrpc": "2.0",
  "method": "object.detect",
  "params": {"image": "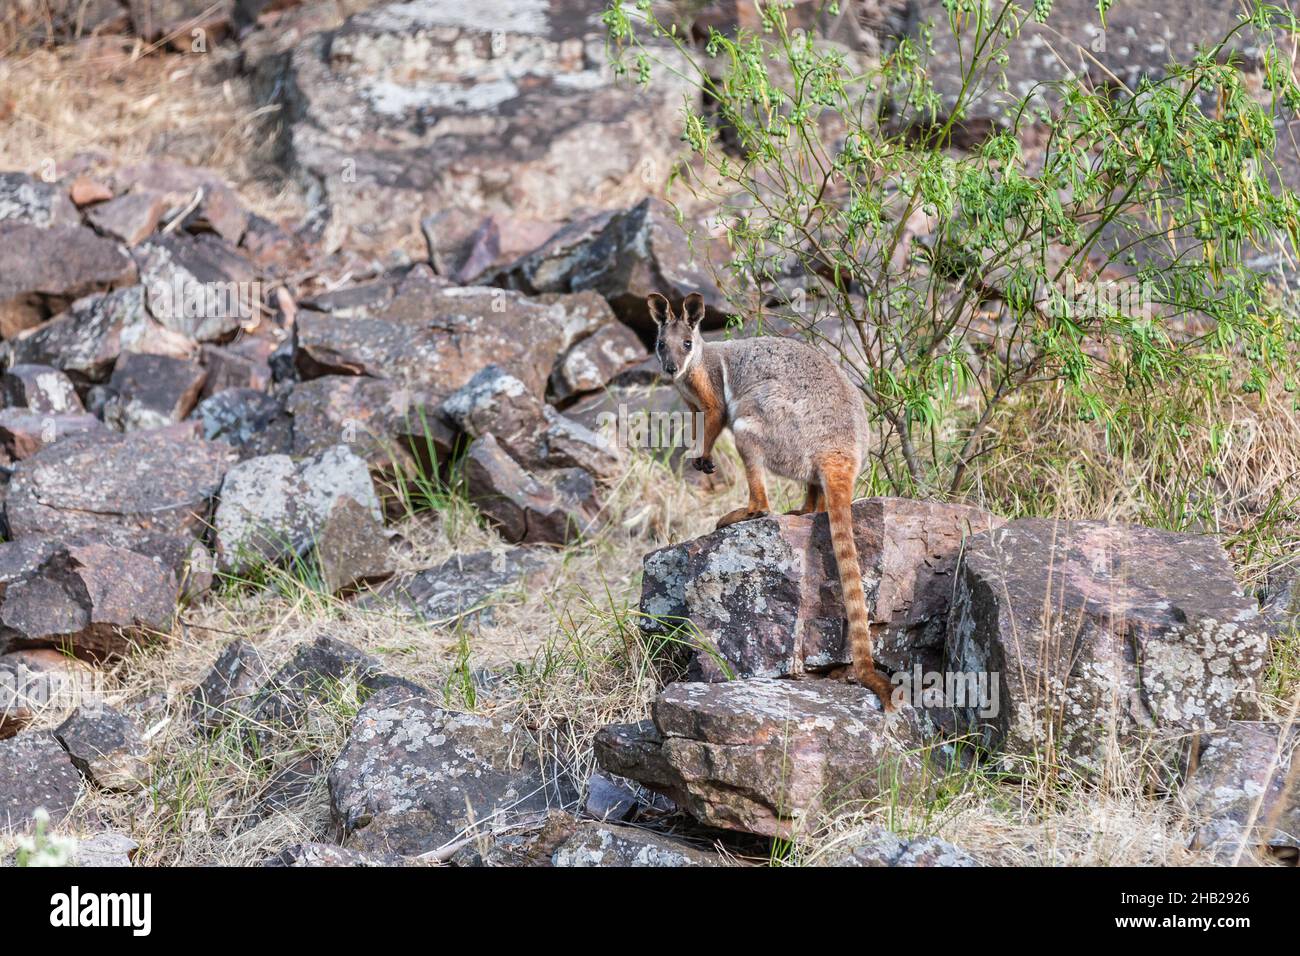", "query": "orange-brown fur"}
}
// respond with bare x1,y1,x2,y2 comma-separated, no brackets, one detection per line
648,291,895,709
